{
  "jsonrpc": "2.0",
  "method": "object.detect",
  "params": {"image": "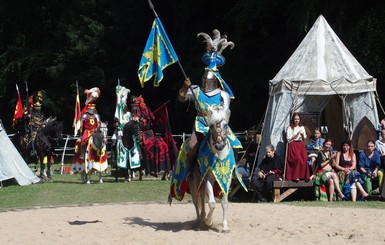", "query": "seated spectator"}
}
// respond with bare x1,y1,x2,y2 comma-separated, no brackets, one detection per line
358,140,382,195
285,113,310,181
333,140,368,202
251,144,284,202
375,129,385,170
306,127,329,177
314,139,345,201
